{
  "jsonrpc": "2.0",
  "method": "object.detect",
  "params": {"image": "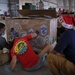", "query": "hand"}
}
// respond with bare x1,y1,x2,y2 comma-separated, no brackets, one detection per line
42,53,48,62
4,65,11,73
